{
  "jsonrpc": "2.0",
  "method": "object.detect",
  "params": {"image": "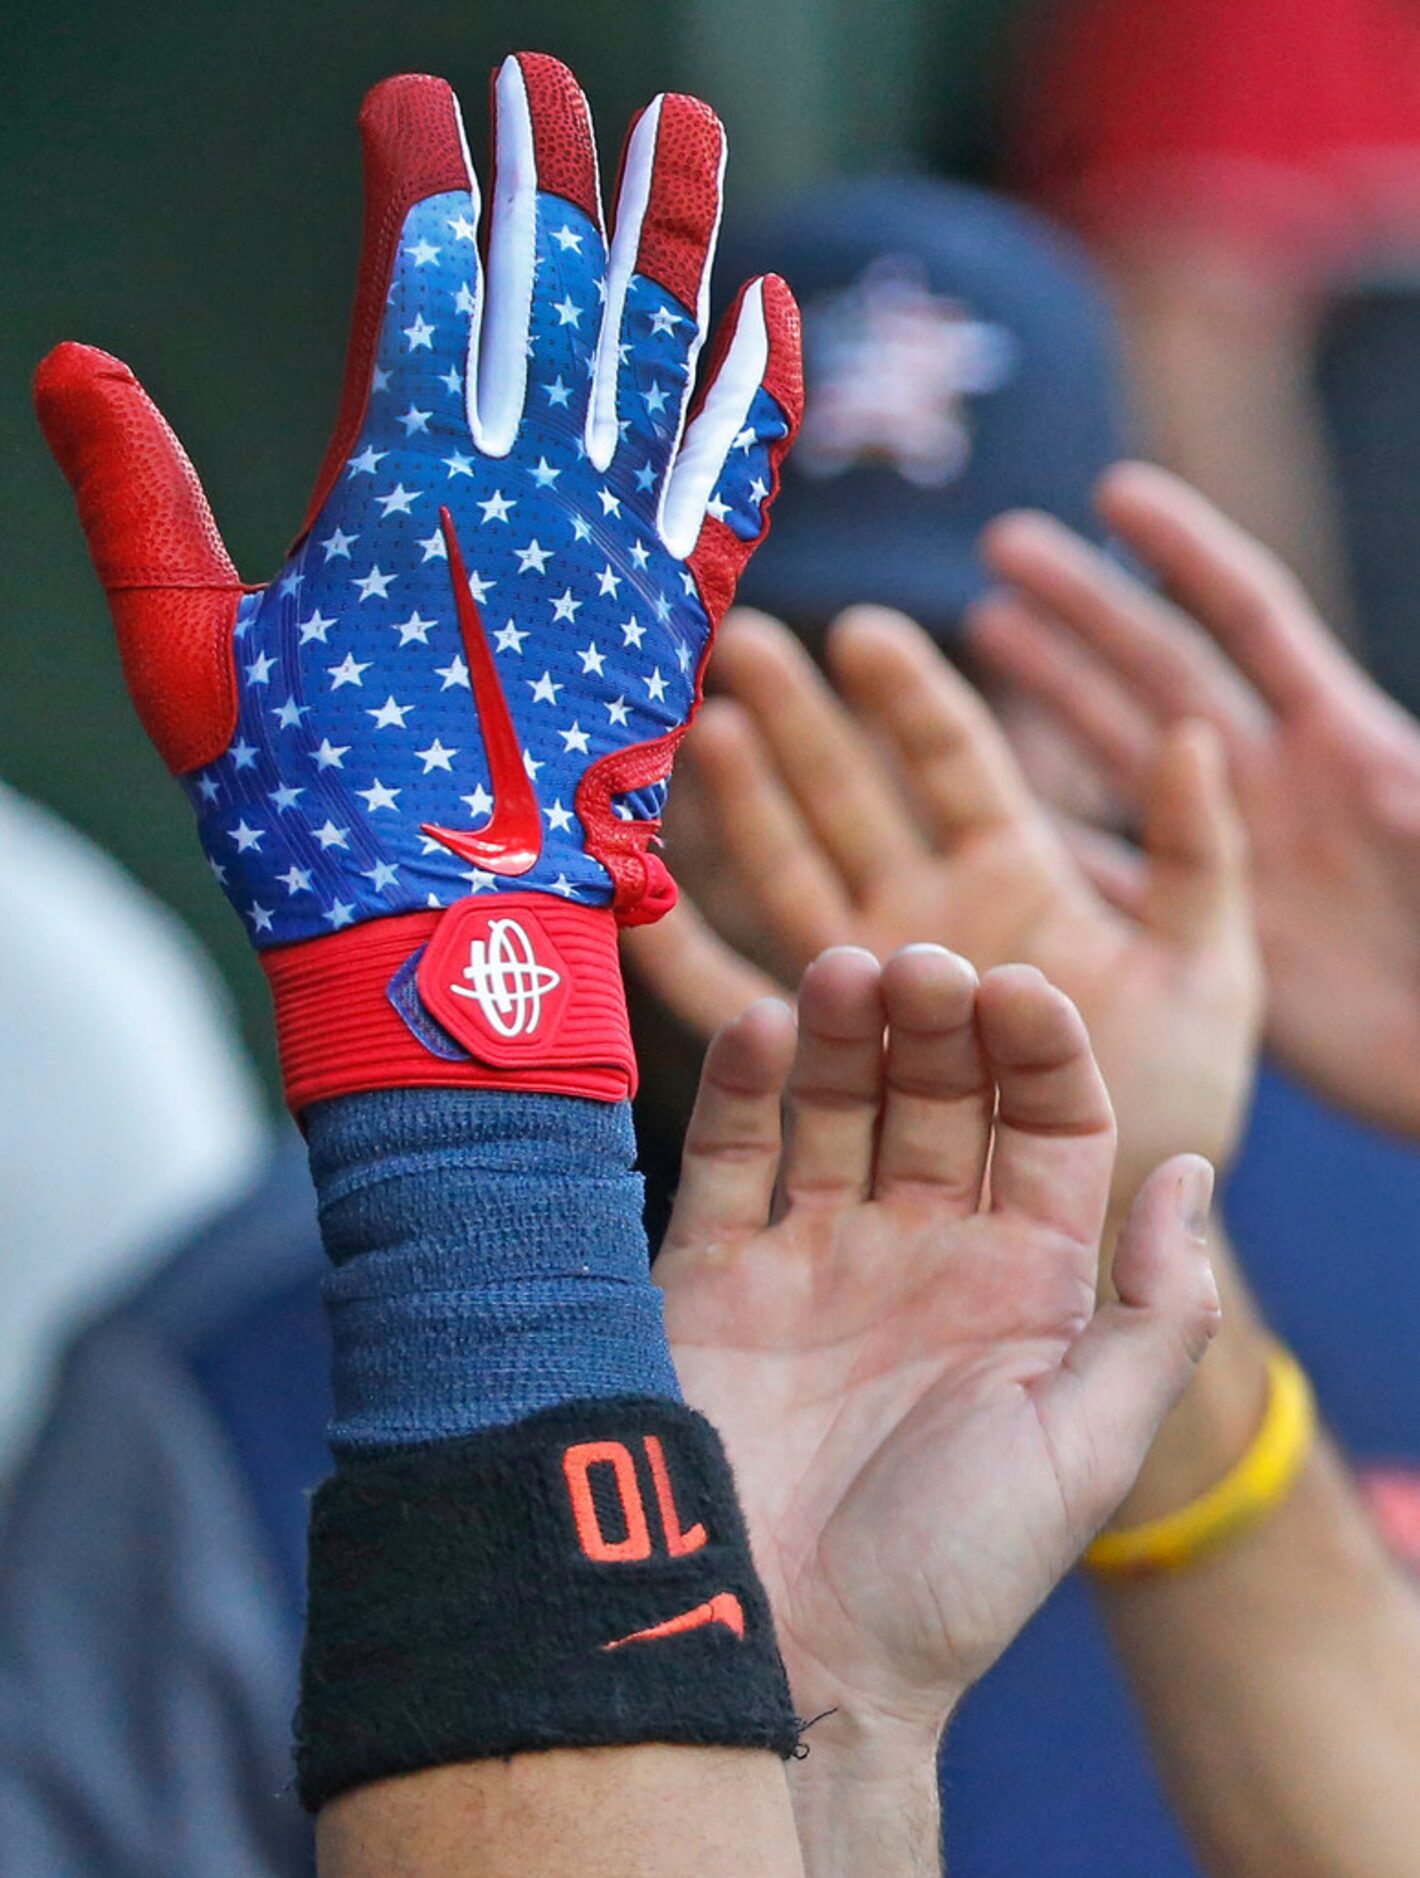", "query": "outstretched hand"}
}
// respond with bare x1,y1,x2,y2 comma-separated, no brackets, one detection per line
659,944,1220,1755
627,606,1260,1221
972,460,1420,1138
